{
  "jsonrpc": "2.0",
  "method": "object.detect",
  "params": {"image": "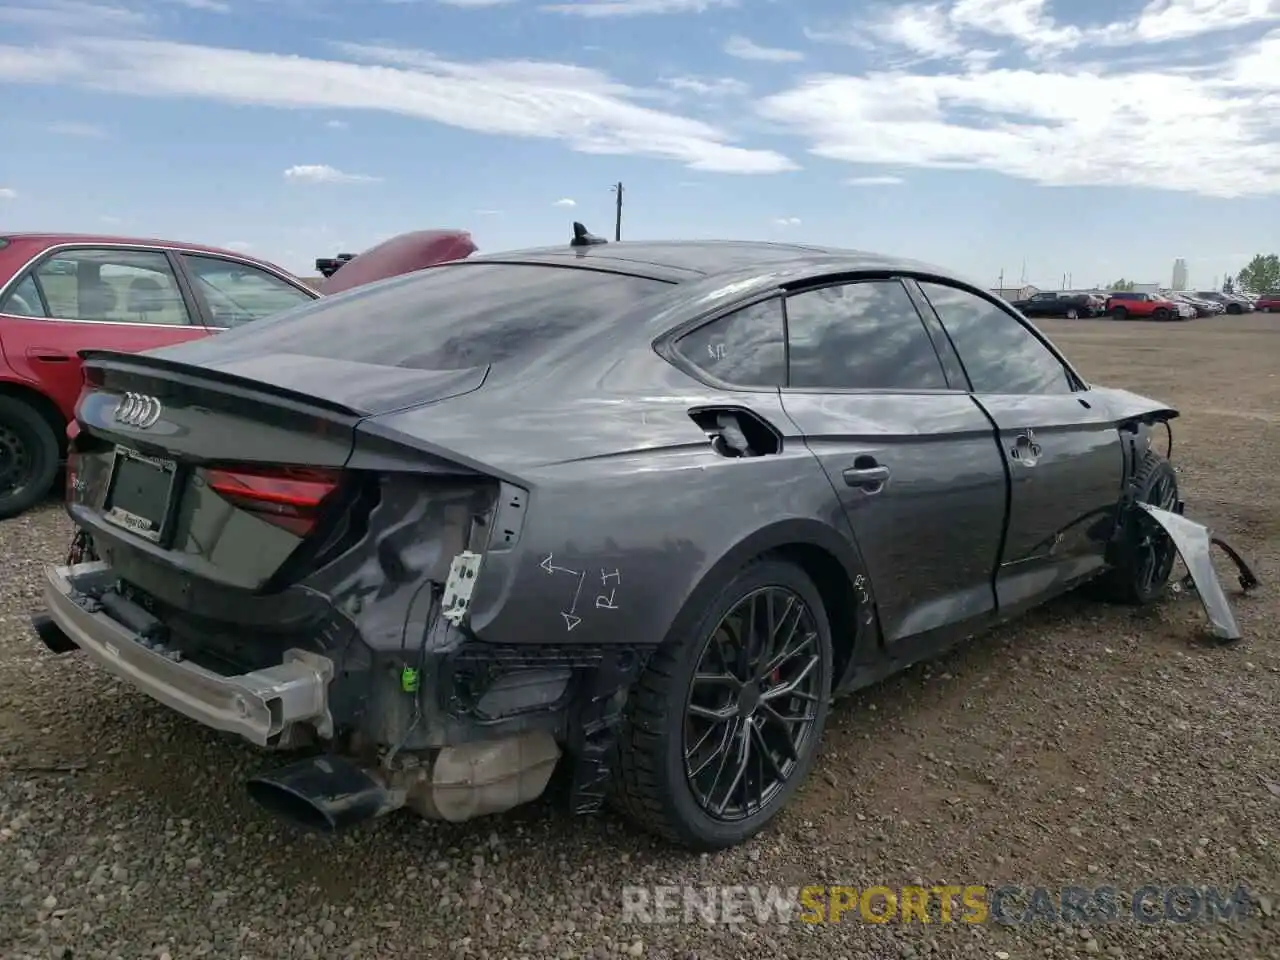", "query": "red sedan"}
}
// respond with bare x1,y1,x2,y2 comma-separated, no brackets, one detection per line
1257,293,1279,312
0,230,475,518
